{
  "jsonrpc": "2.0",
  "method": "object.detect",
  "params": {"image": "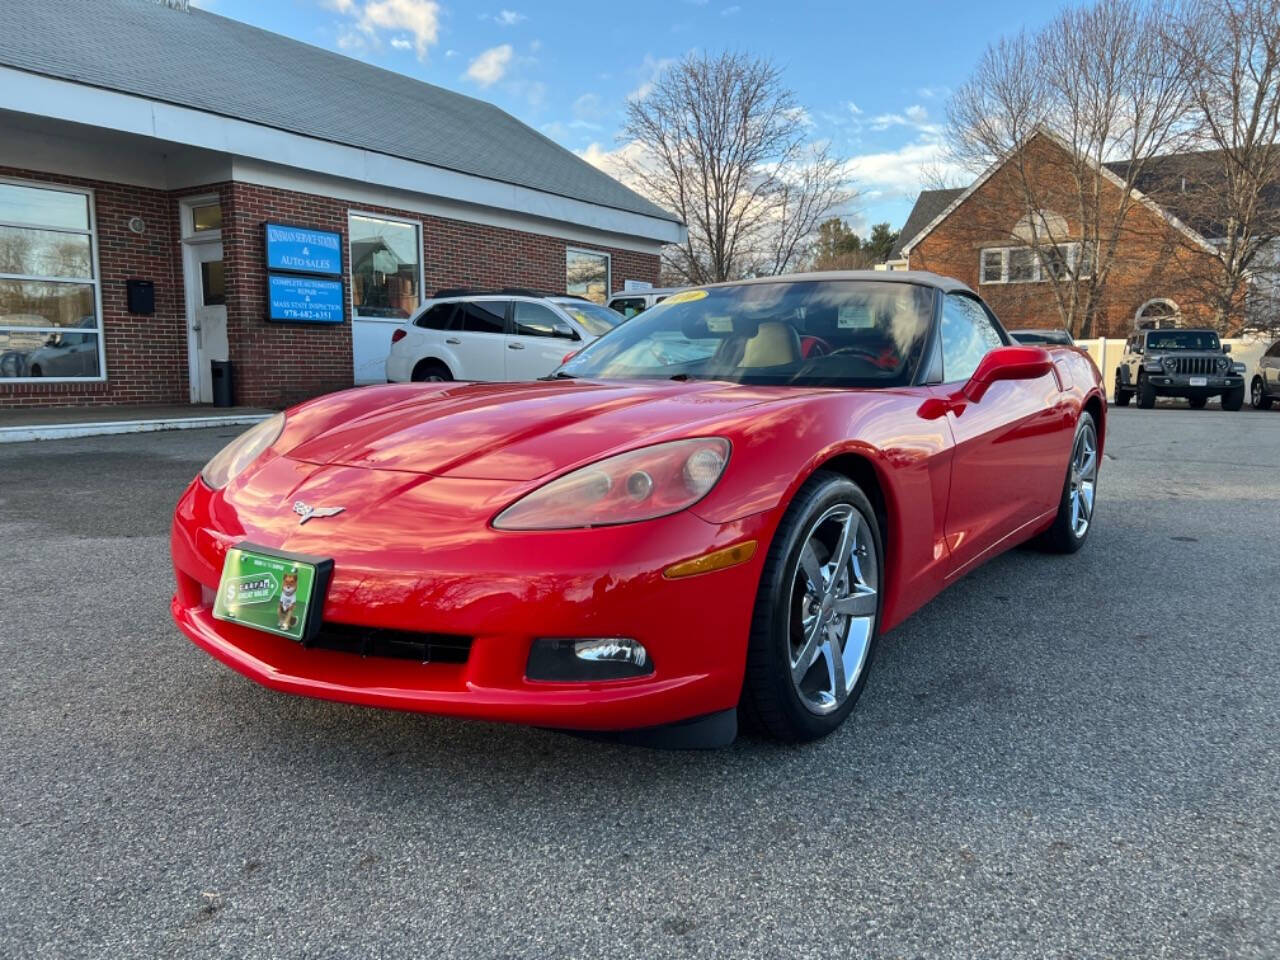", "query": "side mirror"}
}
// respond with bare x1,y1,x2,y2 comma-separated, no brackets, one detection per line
1223,343,1232,354
1079,343,1090,353
962,346,1053,403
